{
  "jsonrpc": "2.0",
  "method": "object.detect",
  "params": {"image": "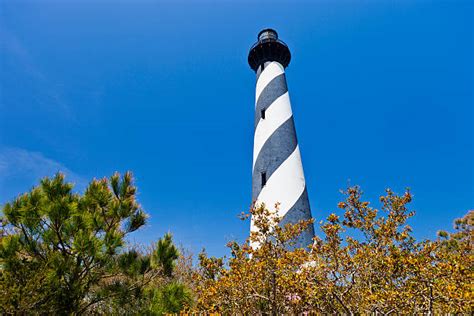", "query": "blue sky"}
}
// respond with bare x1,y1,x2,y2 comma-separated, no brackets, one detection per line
1,1,472,257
